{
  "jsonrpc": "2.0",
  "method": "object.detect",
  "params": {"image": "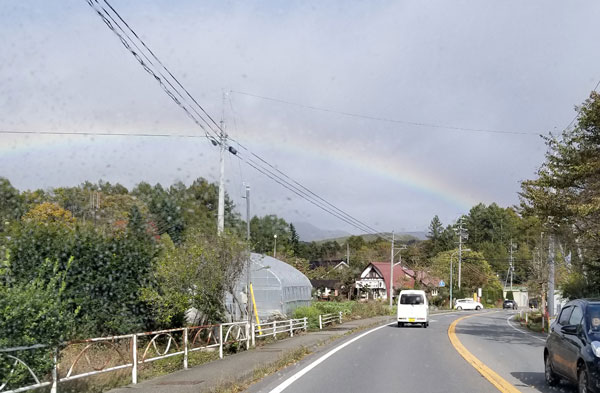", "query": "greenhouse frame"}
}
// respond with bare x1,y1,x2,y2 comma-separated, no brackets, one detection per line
225,253,312,321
